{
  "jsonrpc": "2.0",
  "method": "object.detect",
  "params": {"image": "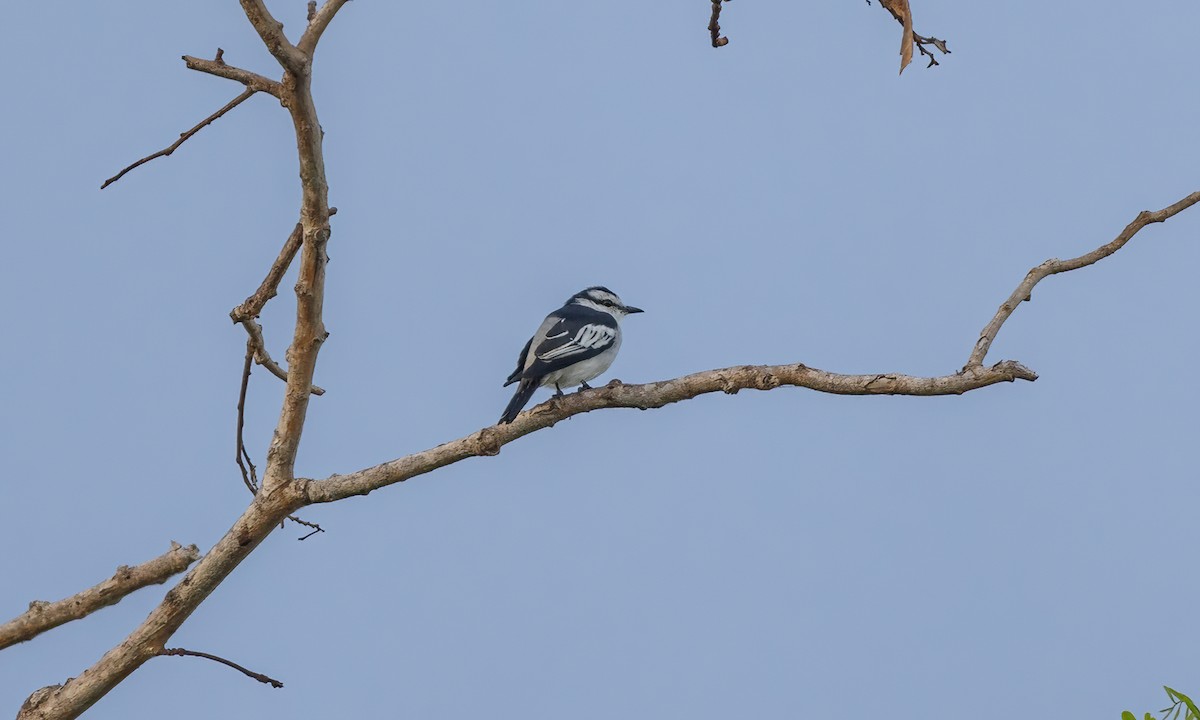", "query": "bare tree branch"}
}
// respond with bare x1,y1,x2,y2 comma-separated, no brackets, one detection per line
303,360,1037,502
231,223,304,324
101,88,257,189
182,53,282,97
158,647,283,688
243,315,326,395
229,221,325,395
913,32,950,68
0,543,199,651
299,0,352,56
708,0,730,48
260,96,333,496
238,0,307,73
967,191,1200,368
